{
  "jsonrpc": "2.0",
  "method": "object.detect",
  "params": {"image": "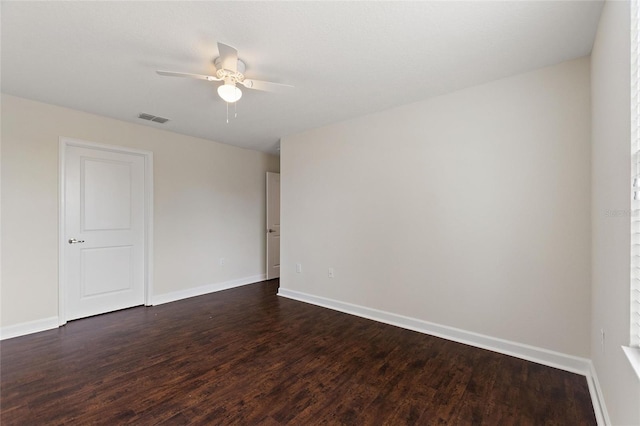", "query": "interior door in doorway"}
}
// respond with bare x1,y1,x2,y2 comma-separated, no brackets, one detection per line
64,144,146,321
266,172,280,279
